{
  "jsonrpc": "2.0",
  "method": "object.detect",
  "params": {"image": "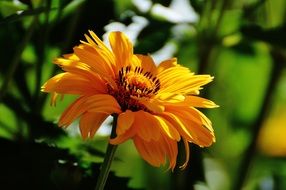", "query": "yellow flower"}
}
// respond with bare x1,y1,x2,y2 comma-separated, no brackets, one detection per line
42,31,218,170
